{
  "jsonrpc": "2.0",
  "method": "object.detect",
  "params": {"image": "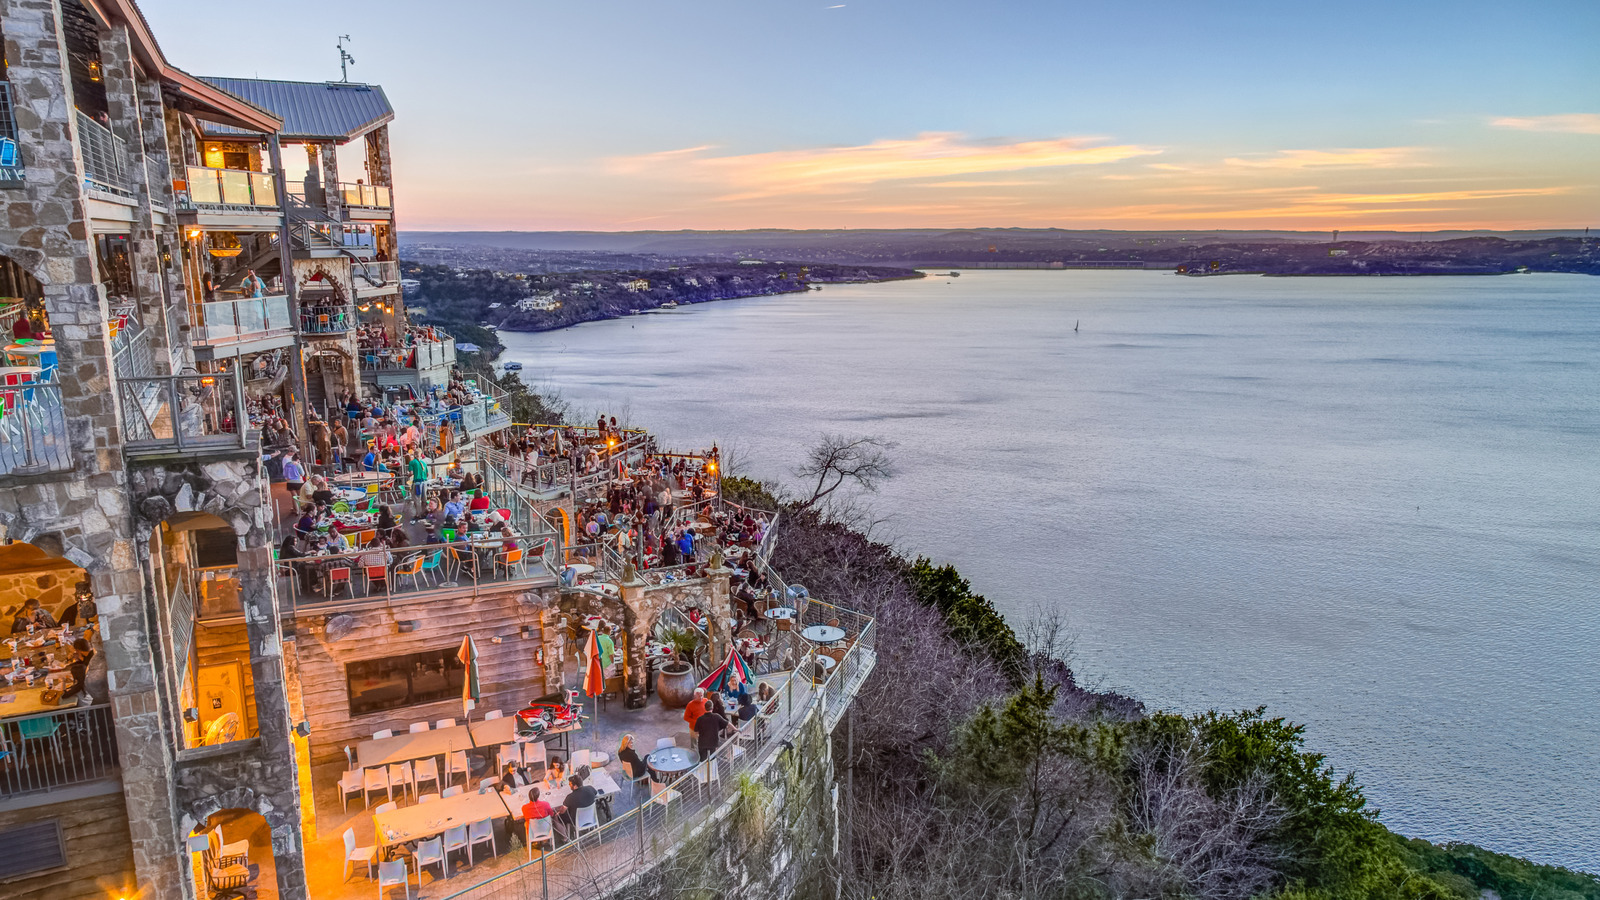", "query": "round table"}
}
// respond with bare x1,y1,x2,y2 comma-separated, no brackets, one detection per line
801,625,846,645
333,488,367,504
812,654,837,675
564,564,595,576
646,746,697,780
332,471,391,487
764,607,796,621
